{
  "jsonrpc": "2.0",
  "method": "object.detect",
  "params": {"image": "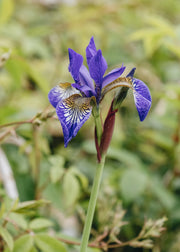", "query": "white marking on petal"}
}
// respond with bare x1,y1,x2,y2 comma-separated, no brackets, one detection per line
48,82,80,108
56,94,92,147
